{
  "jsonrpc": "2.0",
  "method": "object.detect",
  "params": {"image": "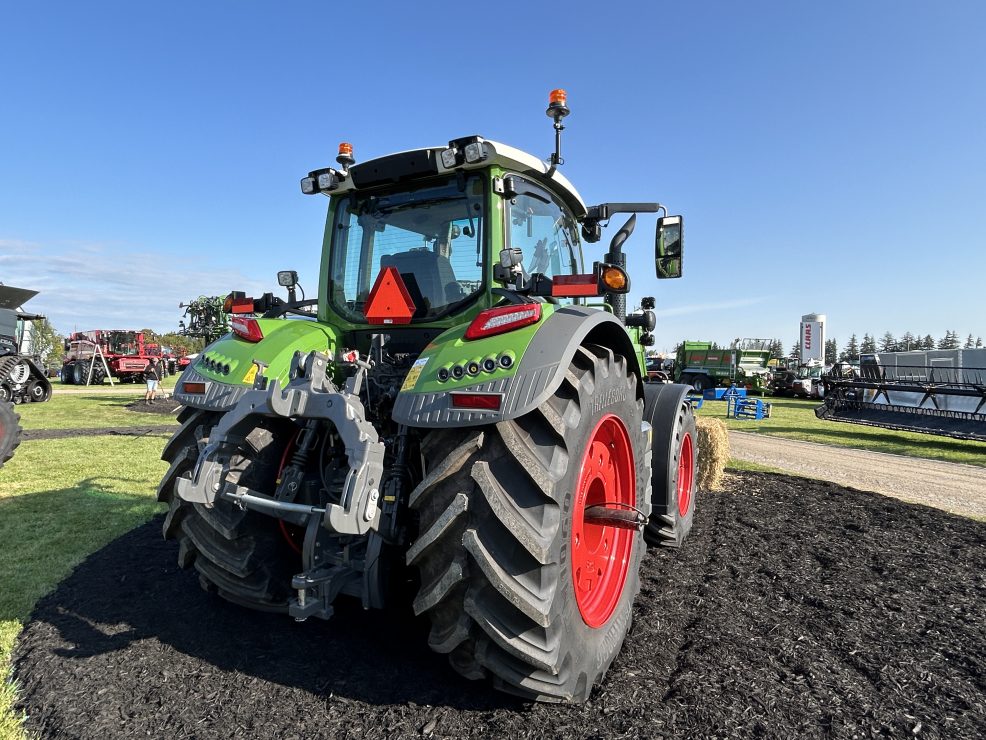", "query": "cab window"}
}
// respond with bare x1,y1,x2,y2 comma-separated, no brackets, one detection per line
505,179,583,287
